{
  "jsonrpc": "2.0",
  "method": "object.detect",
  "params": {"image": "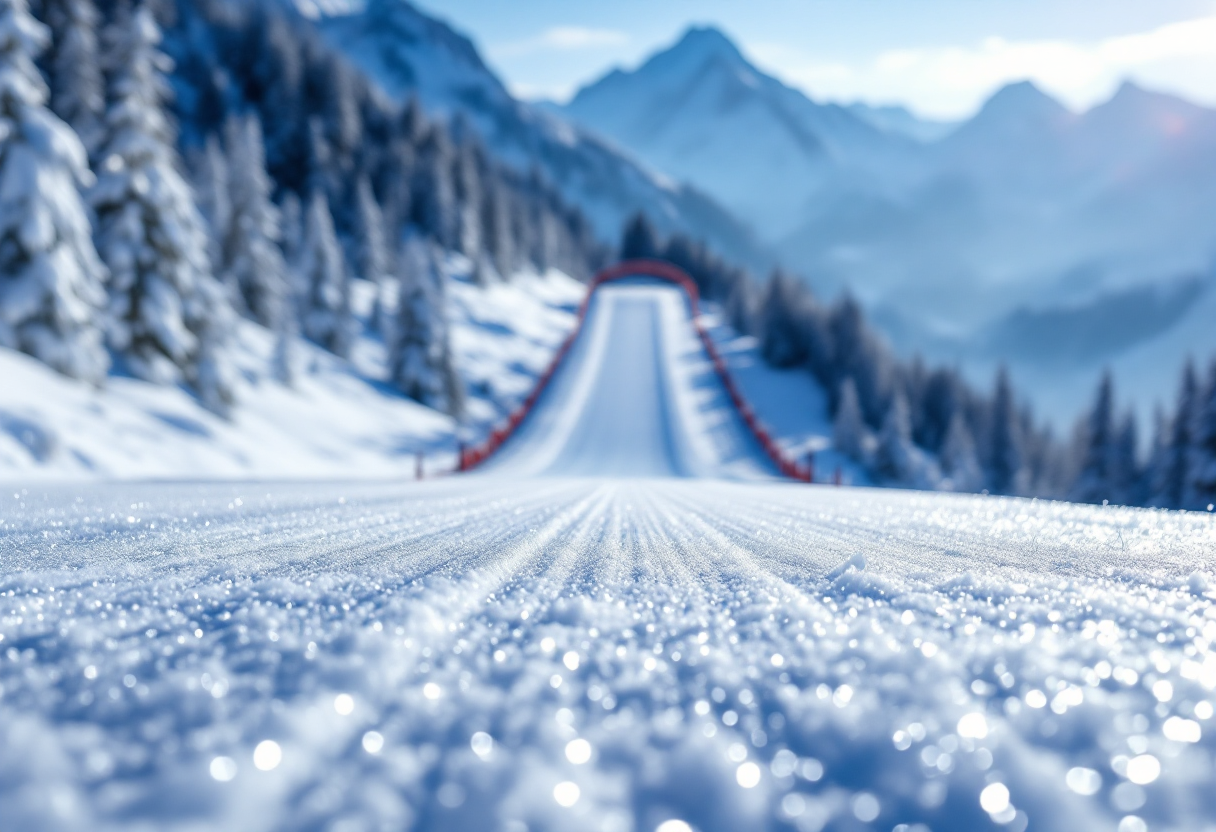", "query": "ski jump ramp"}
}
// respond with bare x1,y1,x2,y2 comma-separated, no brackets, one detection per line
485,282,776,479
466,260,811,482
